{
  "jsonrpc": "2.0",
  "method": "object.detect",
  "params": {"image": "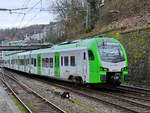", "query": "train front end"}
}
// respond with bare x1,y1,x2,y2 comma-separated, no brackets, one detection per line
98,38,130,86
